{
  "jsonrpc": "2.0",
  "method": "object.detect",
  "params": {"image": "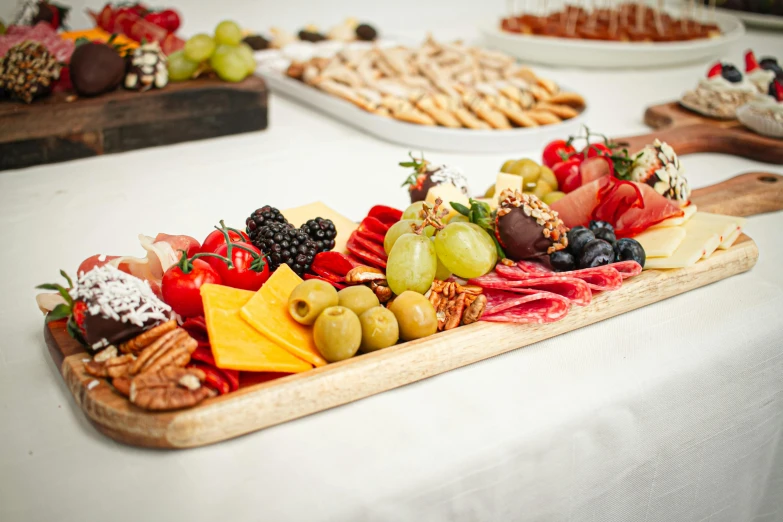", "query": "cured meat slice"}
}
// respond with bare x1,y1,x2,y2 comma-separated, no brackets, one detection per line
481,289,570,324
346,235,387,269
515,260,553,274
468,271,514,287
154,233,201,257
496,263,529,279
349,231,387,260
309,264,346,283
303,273,347,290
507,278,591,306
311,251,361,277
483,288,541,315
609,260,643,279
367,205,403,226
